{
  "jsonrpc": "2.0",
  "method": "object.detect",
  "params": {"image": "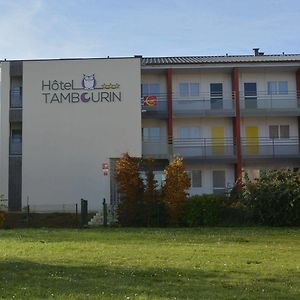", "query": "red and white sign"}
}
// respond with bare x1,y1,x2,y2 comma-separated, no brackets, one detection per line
143,95,157,107
102,163,109,176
